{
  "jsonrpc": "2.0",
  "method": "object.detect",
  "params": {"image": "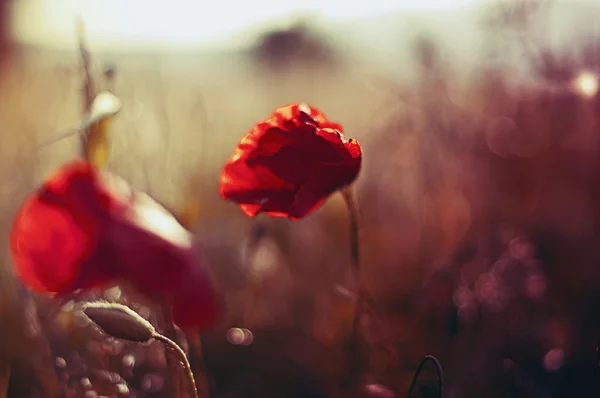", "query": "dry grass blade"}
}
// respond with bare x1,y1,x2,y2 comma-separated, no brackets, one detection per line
76,18,112,167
